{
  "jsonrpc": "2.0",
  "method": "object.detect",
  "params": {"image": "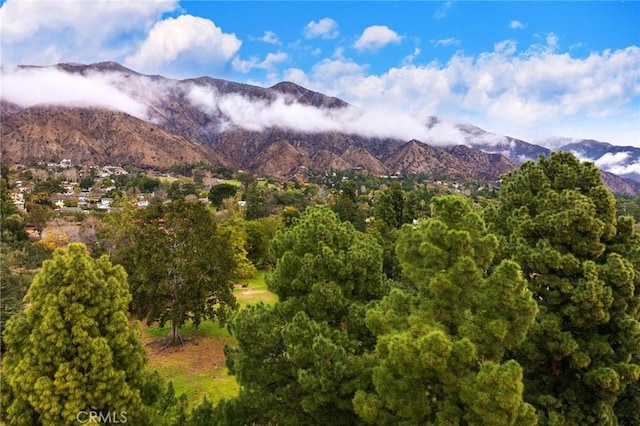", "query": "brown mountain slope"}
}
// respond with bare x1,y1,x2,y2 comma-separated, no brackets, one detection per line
1,106,228,169
248,139,313,177
340,146,387,176
445,145,515,180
